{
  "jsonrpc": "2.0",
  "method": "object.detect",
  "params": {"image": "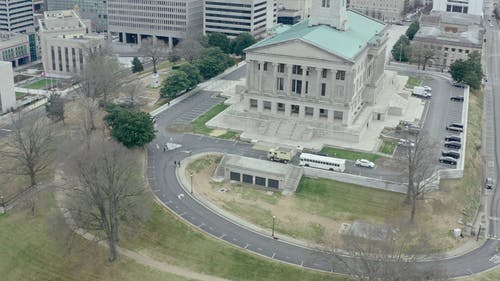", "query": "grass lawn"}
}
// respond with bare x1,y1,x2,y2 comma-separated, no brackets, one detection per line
378,140,397,155
320,147,380,162
15,92,27,99
190,103,239,140
462,267,500,281
0,190,193,281
296,177,405,222
405,76,422,88
25,79,56,90
123,202,345,281
191,103,228,134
